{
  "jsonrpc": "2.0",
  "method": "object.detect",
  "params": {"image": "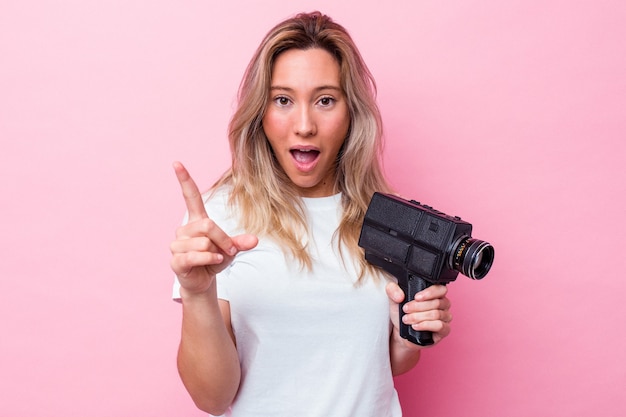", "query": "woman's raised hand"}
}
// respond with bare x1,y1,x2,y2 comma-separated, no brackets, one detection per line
170,162,258,296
